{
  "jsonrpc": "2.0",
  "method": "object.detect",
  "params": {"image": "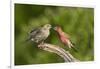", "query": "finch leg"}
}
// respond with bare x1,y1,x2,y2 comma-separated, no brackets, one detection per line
38,41,45,49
